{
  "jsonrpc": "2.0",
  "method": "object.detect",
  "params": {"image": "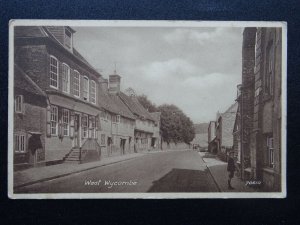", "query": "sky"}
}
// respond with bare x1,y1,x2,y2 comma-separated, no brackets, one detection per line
73,26,243,124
